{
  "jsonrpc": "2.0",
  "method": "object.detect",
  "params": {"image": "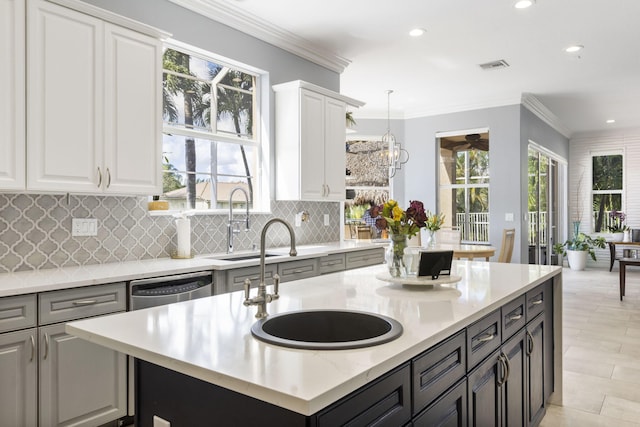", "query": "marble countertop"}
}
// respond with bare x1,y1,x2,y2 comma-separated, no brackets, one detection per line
66,261,561,415
0,240,385,297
